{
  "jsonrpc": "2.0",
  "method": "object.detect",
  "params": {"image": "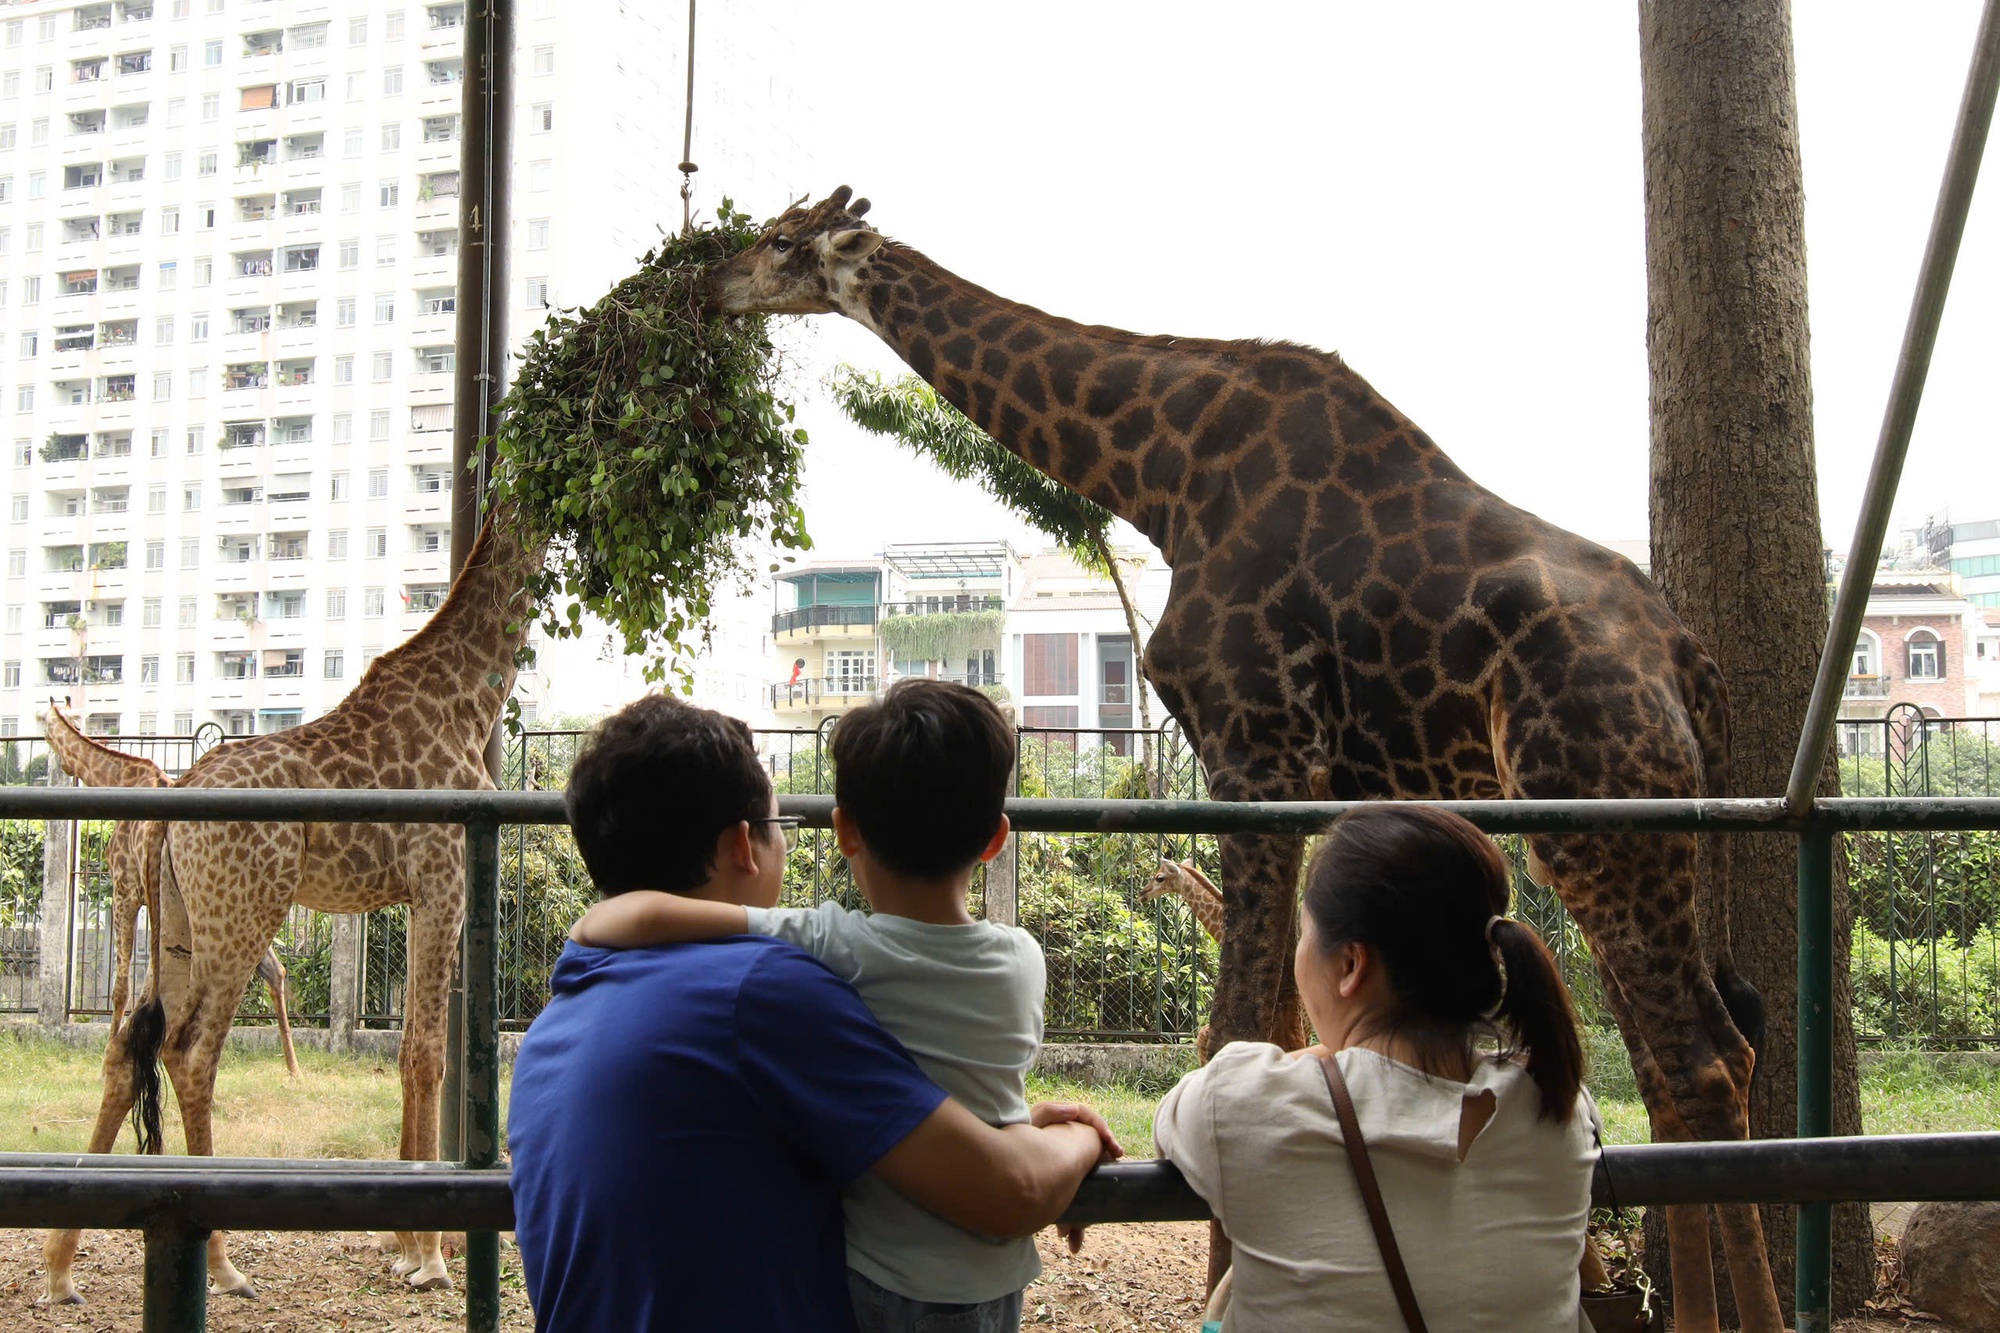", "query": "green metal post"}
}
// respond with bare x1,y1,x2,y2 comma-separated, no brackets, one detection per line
141,1224,208,1333
463,817,503,1333
1796,830,1835,1333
